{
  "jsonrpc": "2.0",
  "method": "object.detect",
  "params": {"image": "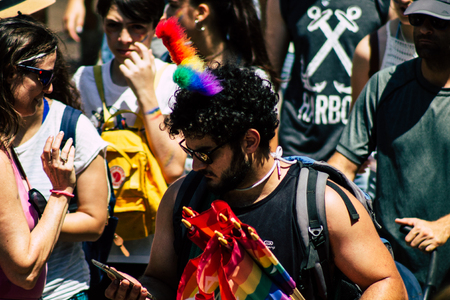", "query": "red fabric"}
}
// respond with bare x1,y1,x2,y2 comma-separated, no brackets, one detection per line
177,200,296,300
